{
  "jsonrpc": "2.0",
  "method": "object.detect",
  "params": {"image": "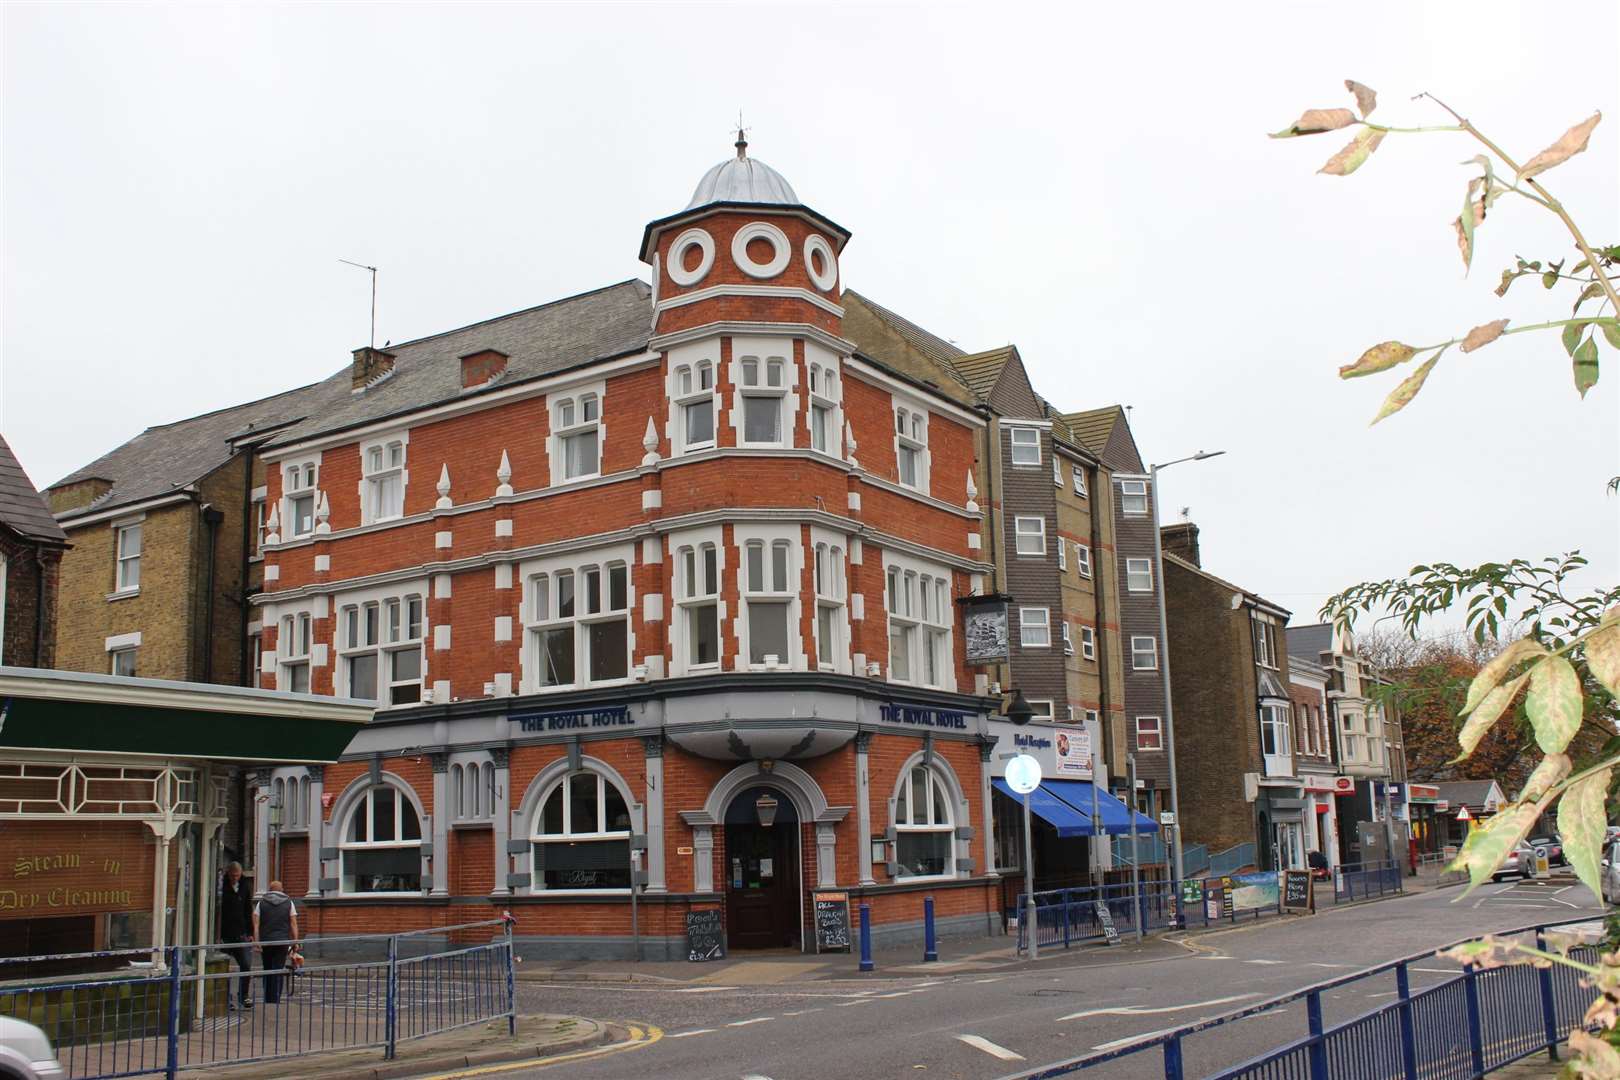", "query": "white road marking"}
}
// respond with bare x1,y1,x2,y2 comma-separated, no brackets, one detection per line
676,986,735,993
672,1028,715,1038
1307,962,1355,969
1059,993,1258,1023
727,1017,774,1027
956,1034,1025,1061
835,1000,868,1008
742,1074,774,1080
782,1008,822,1016
1244,959,1286,965
972,976,1009,984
